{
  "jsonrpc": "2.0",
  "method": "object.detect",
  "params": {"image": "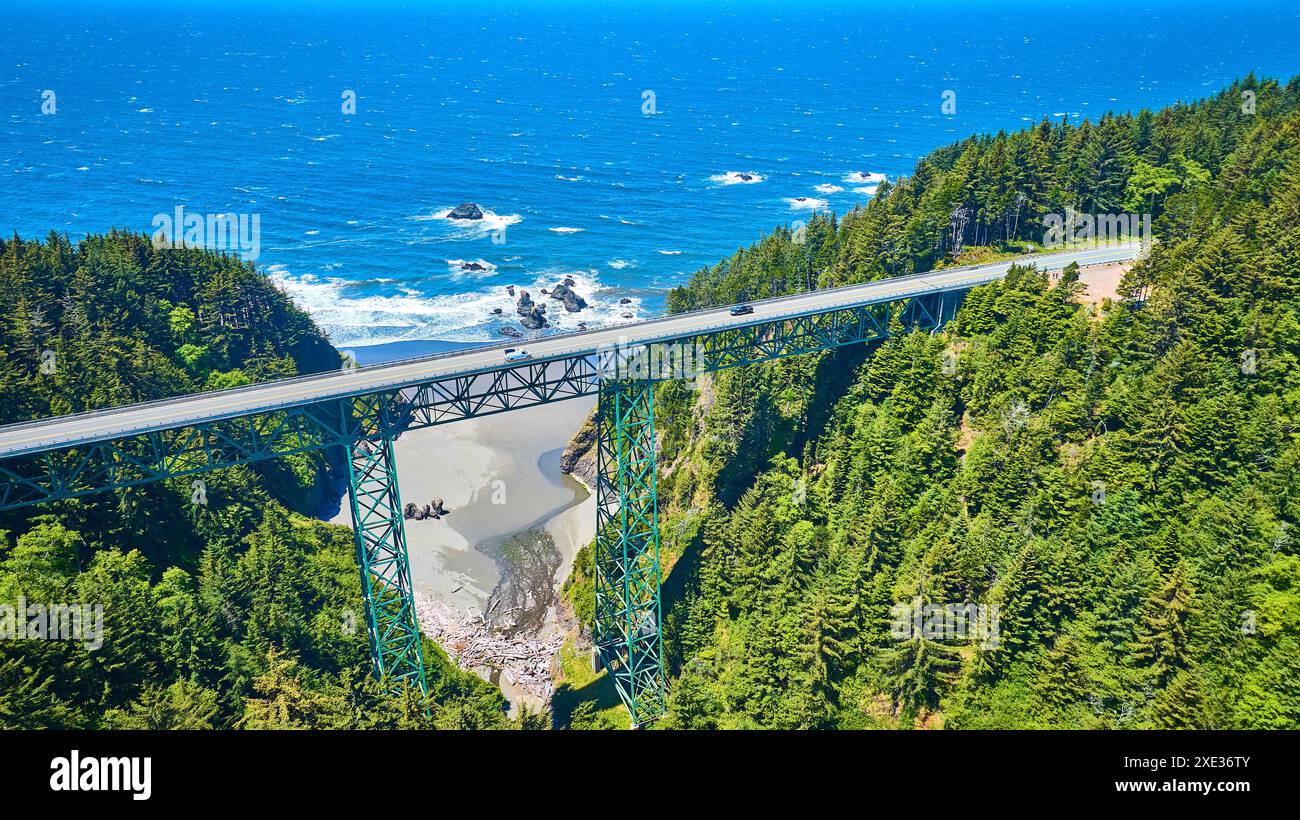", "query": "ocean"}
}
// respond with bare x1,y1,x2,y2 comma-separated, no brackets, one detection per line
2,0,1298,348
